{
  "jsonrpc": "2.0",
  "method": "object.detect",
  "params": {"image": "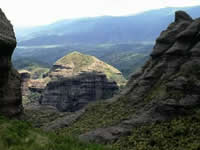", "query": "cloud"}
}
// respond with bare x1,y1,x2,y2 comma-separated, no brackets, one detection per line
163,0,200,7
1,0,200,27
